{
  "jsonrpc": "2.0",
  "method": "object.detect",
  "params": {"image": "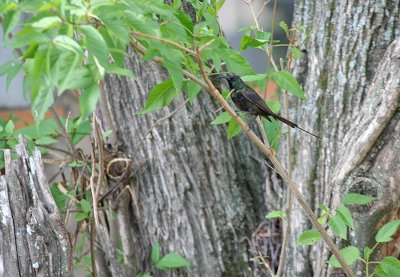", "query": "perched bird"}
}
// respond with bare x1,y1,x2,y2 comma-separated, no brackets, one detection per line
215,75,320,139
